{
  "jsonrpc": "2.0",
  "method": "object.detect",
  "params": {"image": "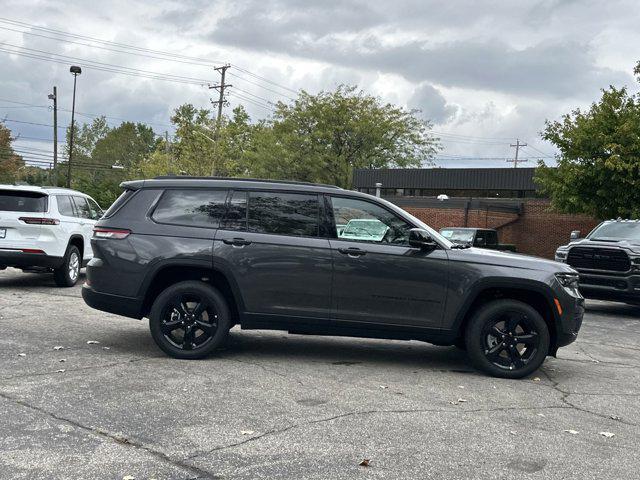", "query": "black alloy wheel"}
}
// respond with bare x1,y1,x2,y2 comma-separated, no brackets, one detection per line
149,281,231,359
481,311,541,371
161,294,218,351
465,299,550,379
